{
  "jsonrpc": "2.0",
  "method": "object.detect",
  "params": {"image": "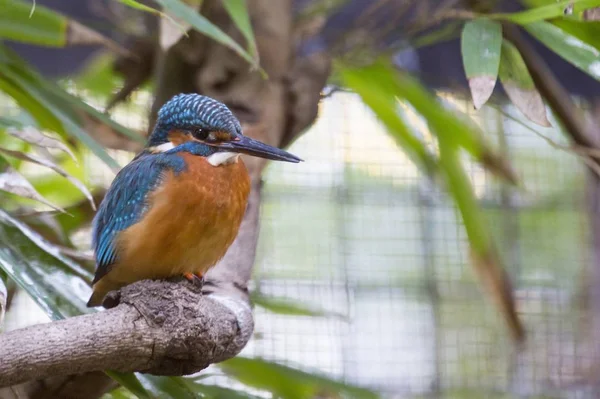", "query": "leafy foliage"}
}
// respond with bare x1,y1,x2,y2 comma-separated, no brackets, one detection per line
1,0,600,397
